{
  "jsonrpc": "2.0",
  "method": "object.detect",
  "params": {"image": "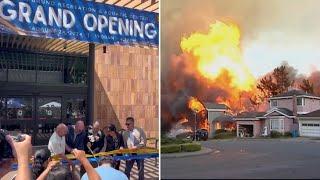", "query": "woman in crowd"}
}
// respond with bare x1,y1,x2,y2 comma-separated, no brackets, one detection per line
102,124,124,170
11,135,101,180
31,148,52,179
